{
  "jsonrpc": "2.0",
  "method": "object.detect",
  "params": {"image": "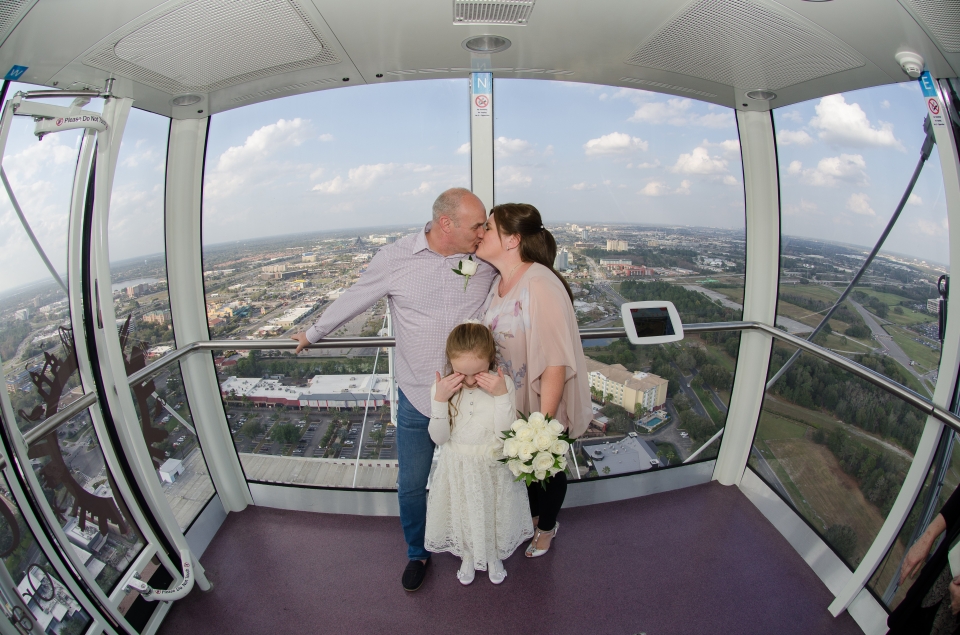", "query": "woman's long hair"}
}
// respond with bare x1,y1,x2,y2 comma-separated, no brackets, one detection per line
490,203,574,302
443,322,497,423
